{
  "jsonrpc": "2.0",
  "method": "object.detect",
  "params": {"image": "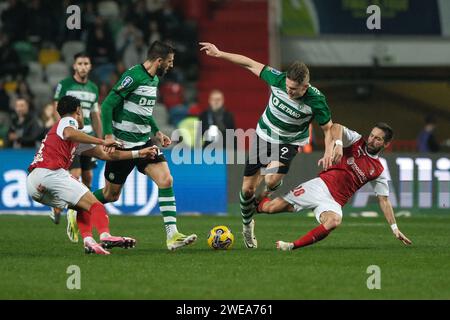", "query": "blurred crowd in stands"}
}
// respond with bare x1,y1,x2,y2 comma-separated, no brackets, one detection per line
0,0,203,148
